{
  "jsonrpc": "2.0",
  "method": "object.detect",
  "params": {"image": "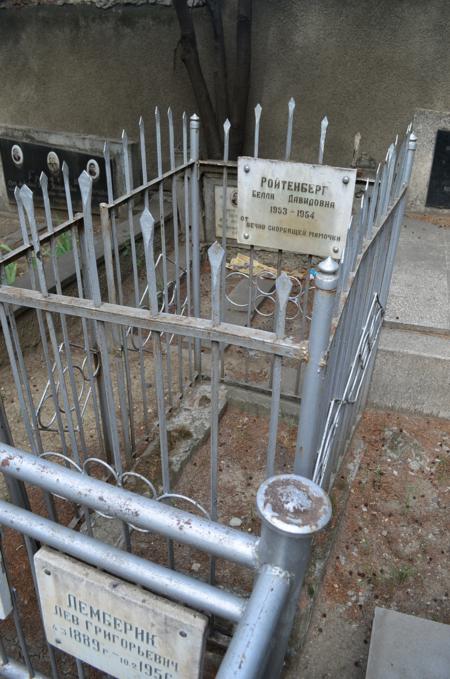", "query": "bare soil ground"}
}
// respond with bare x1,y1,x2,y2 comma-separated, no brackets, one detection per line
2,404,448,678
290,408,450,679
